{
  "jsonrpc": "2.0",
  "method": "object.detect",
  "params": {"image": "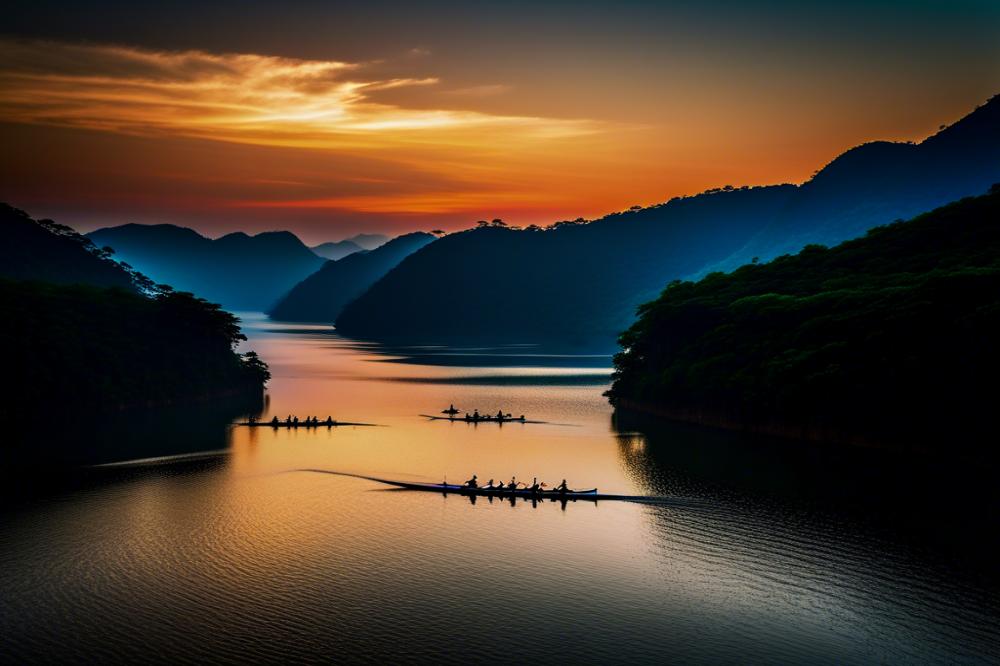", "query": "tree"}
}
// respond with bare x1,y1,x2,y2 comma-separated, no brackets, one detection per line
241,351,271,384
